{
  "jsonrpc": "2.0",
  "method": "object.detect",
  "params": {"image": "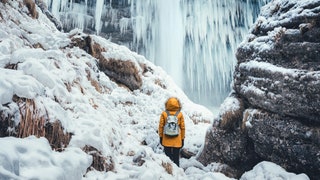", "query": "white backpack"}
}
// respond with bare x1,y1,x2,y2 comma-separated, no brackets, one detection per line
164,110,180,137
